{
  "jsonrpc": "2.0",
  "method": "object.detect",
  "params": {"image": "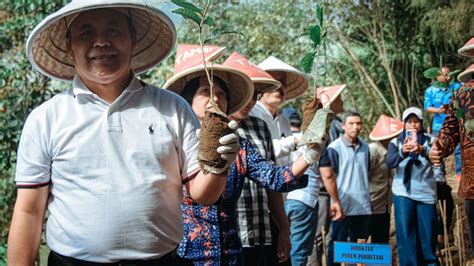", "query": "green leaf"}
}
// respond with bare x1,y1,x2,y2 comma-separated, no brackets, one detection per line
310,25,321,45
171,0,203,15
172,8,201,26
423,67,441,79
317,5,323,27
448,70,461,78
203,16,214,26
456,108,465,119
300,52,315,73
204,28,245,44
